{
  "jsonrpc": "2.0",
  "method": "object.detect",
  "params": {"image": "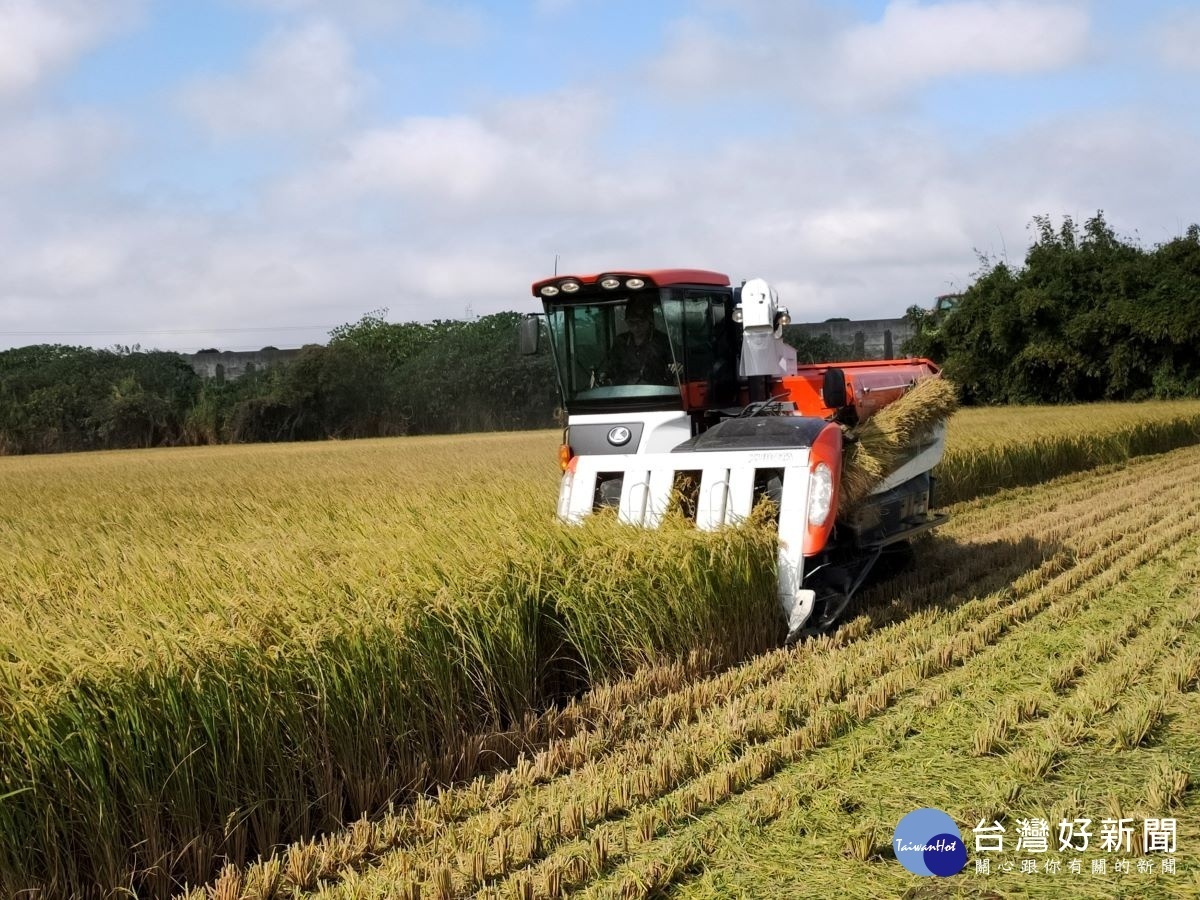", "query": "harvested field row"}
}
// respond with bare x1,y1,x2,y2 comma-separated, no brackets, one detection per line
508,535,1200,900
672,557,1200,899
620,567,1200,900
193,443,1200,899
